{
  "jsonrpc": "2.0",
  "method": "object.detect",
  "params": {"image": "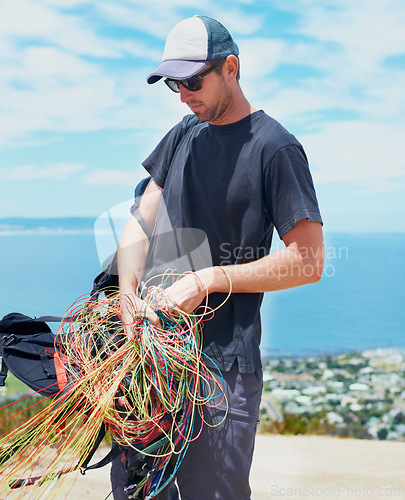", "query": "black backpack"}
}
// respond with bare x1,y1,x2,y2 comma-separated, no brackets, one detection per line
0,312,63,396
